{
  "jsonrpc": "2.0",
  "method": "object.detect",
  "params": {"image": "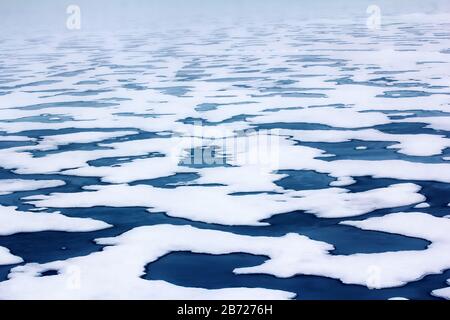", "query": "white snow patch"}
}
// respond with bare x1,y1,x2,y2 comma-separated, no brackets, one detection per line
432,280,450,300
0,179,65,195
329,176,356,187
25,183,424,224
33,130,138,151
284,129,450,157
0,206,111,236
414,202,430,209
0,247,23,266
